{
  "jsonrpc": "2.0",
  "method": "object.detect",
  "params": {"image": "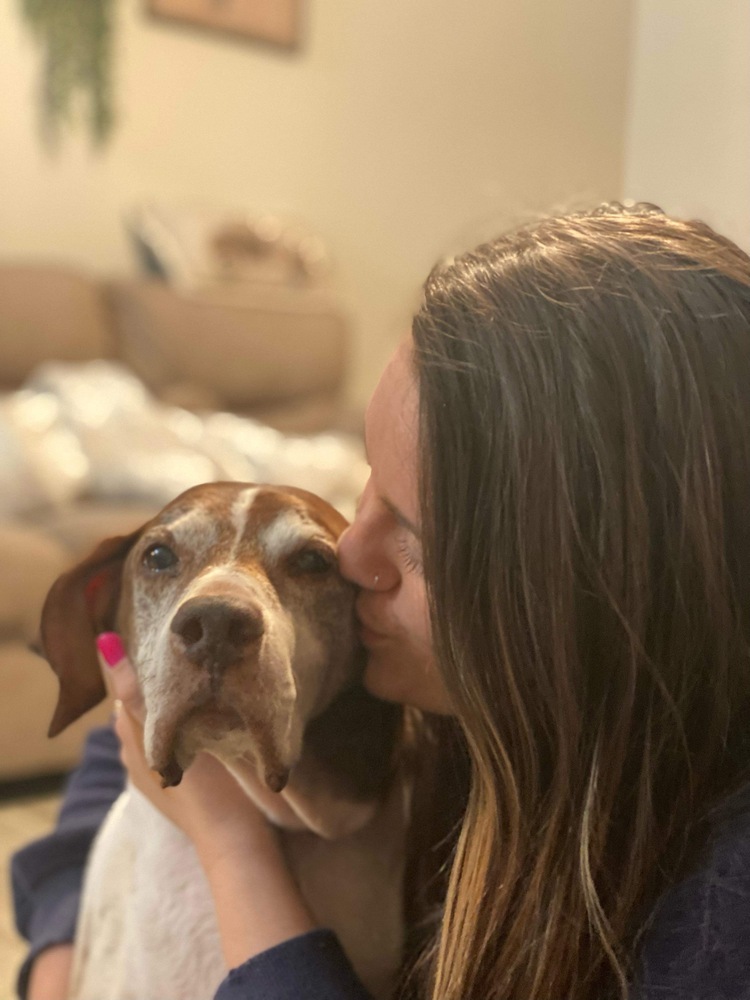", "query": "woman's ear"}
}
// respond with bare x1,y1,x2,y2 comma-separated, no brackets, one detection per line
41,529,143,737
